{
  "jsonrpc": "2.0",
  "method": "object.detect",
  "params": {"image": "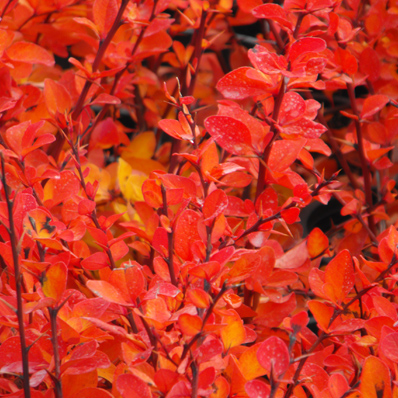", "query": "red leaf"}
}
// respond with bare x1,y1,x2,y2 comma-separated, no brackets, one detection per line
70,340,97,361
205,116,253,155
144,282,181,300
252,4,293,30
91,93,121,105
125,264,146,302
93,0,118,38
359,47,381,82
360,95,389,119
160,174,198,201
255,187,279,215
81,252,109,270
335,47,358,75
90,118,120,149
380,332,398,362
78,199,96,216
116,373,152,398
291,311,309,331
256,336,290,377
281,207,300,224
288,38,326,63
195,338,224,364
154,369,179,394
198,367,216,393
203,189,229,224
248,45,287,75
61,351,110,375
216,67,274,99
268,139,307,172
245,380,271,398
43,170,80,208
0,336,45,373
110,240,129,261
6,41,54,66
5,121,51,159
174,209,202,261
